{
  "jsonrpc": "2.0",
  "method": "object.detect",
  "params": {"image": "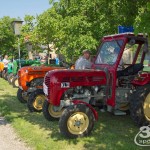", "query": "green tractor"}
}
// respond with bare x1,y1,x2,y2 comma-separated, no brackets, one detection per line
8,59,41,87
2,62,13,80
